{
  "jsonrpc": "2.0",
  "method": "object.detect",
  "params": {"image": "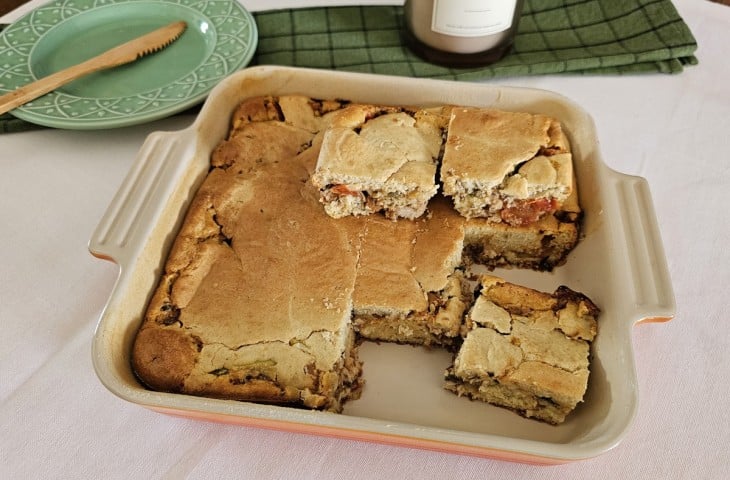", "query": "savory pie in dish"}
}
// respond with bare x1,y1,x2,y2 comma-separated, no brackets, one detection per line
131,95,597,424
